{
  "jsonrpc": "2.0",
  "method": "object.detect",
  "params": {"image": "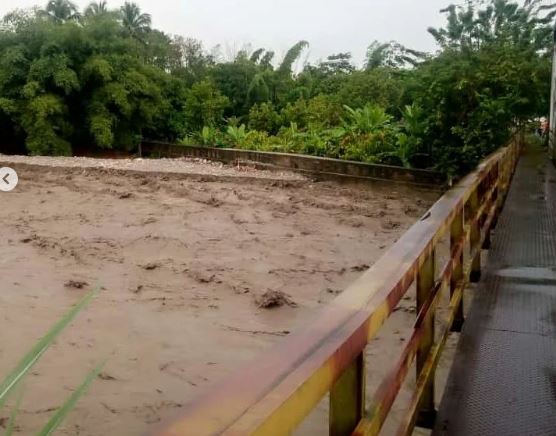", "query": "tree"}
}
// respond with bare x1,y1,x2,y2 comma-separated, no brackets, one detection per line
120,2,151,39
259,51,275,68
248,102,281,133
247,73,270,105
40,0,80,23
0,3,169,154
172,37,214,84
1,8,39,32
84,1,108,18
407,0,555,174
365,40,425,70
211,59,258,116
0,0,552,174
319,53,355,75
83,55,166,149
249,48,265,64
278,40,309,76
297,53,354,97
428,0,556,52
268,40,310,105
183,80,229,131
335,69,403,111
